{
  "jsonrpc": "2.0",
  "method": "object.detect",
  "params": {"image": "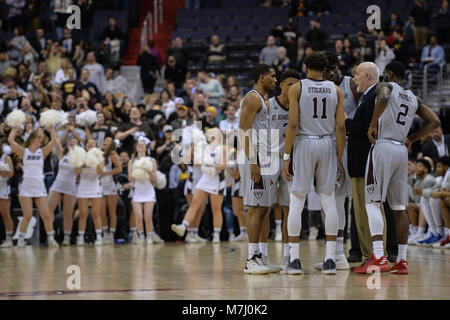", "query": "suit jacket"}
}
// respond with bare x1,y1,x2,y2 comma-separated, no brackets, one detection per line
420,134,450,163
346,84,377,178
